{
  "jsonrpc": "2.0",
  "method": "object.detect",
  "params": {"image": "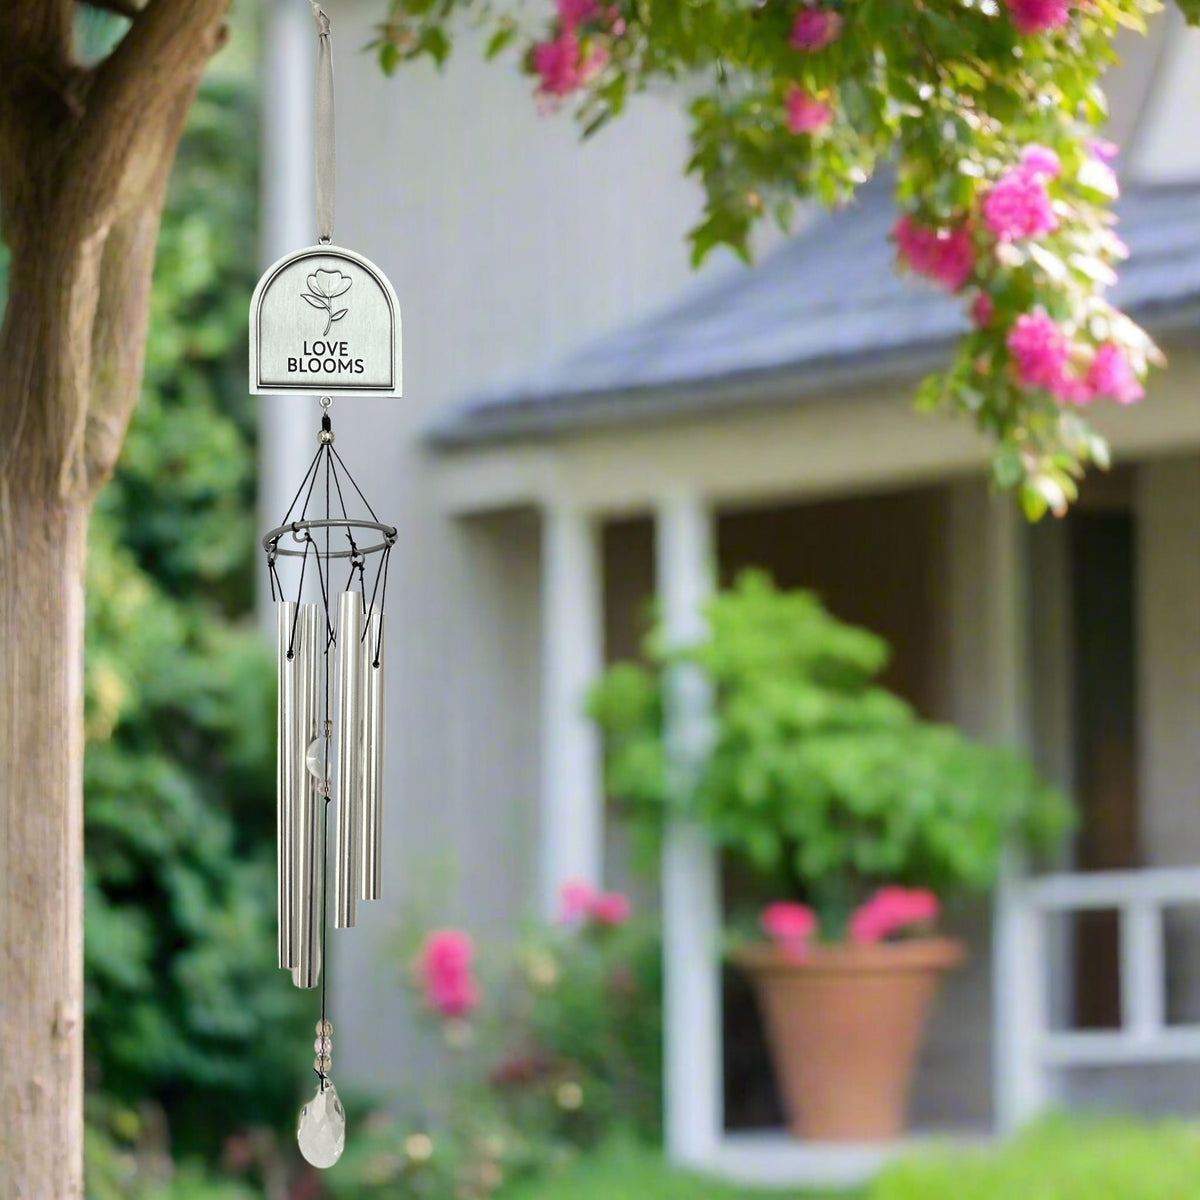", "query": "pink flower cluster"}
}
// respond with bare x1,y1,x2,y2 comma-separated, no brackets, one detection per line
848,887,939,945
982,151,1059,243
531,0,610,99
893,215,975,293
761,901,817,957
790,7,842,51
559,879,632,927
418,930,480,1018
1007,311,1143,405
760,888,941,952
785,83,832,135
1003,0,1071,35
